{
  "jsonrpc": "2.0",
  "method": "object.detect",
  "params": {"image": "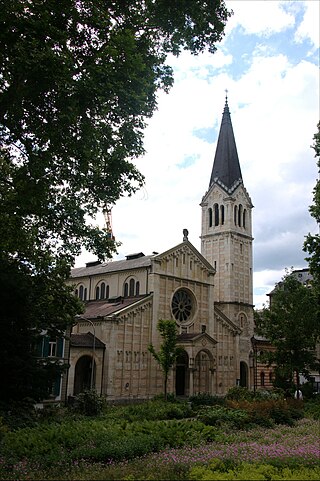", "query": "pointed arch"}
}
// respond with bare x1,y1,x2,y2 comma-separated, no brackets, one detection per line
234,205,238,225
214,203,219,226
208,208,213,227
220,204,225,225
238,204,243,227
